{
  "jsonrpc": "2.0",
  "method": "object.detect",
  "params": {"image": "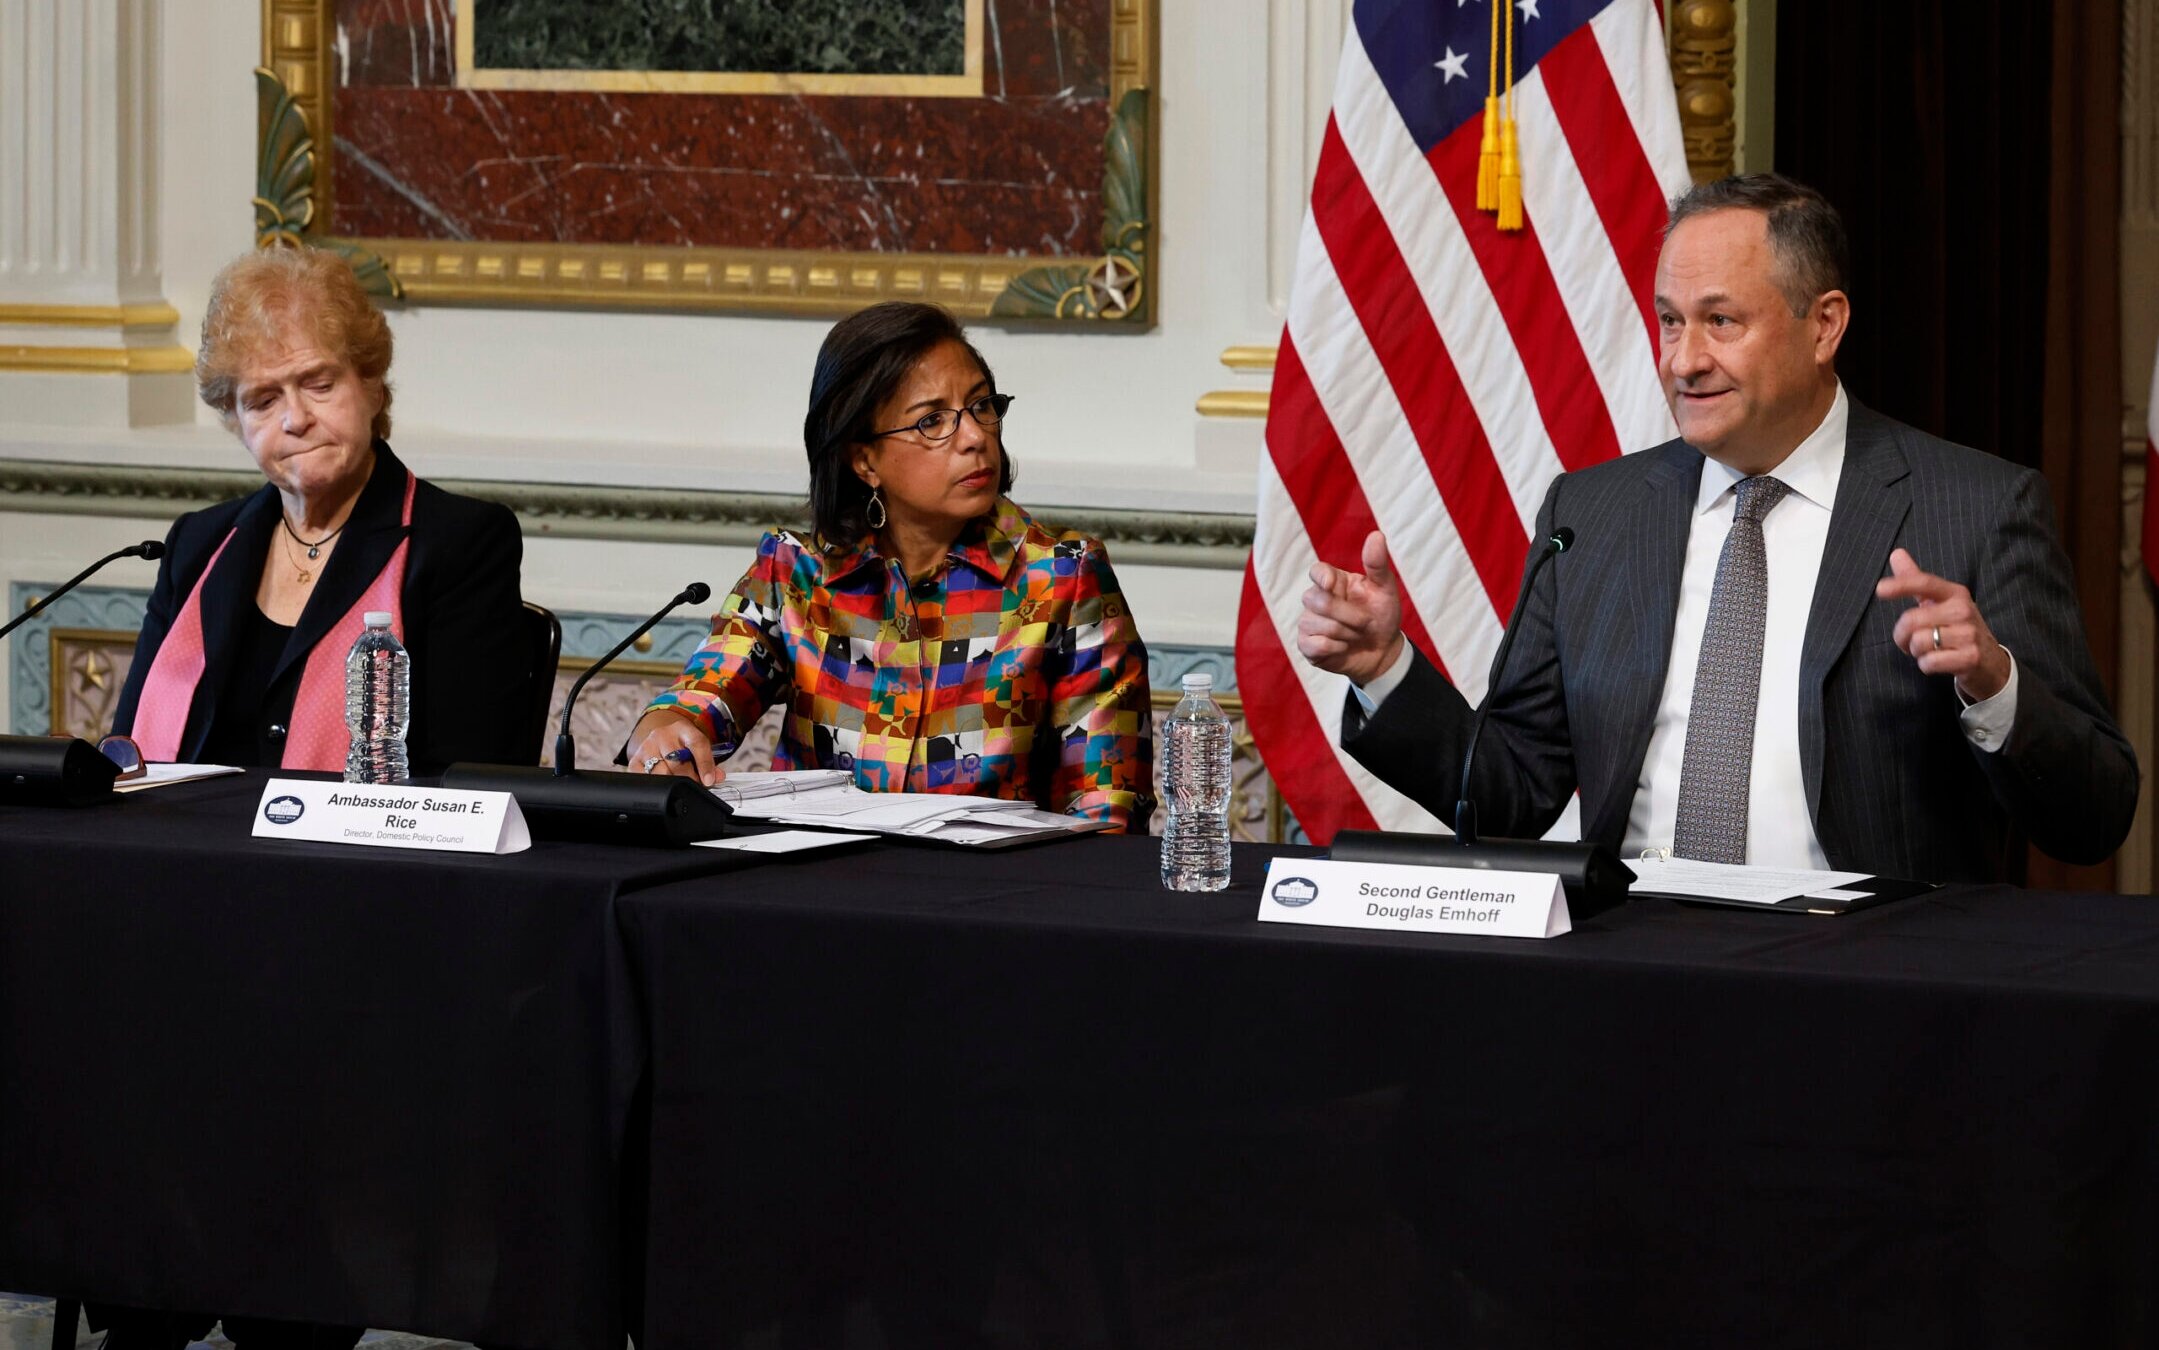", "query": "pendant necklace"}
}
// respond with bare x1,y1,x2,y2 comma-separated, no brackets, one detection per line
280,516,344,584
